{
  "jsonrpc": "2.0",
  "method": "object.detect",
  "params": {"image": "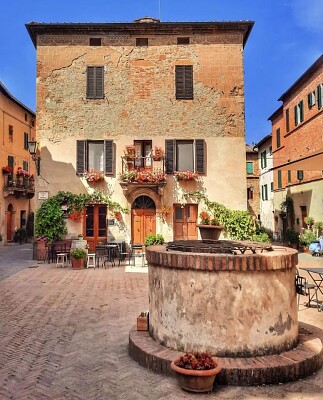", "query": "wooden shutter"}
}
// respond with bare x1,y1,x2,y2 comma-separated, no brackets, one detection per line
104,140,114,175
297,170,304,180
175,65,193,99
285,108,290,132
294,105,298,126
76,140,86,174
318,84,322,109
276,128,281,148
246,162,253,174
195,139,205,173
278,170,282,189
299,100,304,122
87,66,104,99
165,140,175,173
8,156,14,178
